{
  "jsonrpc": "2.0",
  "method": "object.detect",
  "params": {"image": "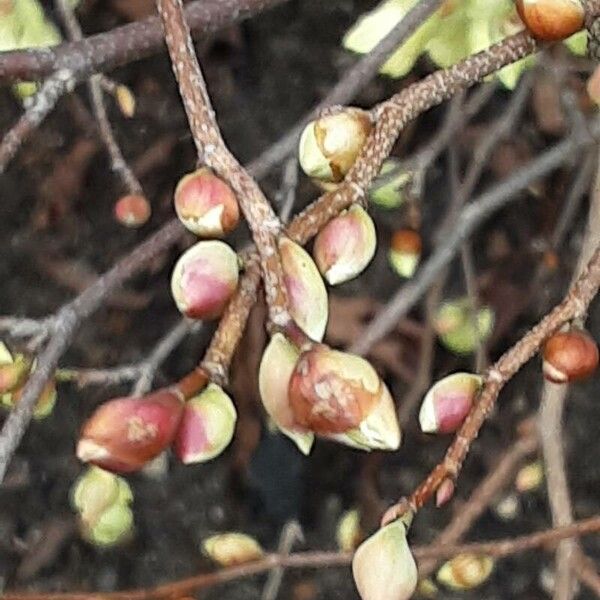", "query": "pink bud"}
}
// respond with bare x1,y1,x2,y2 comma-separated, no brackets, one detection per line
435,478,456,508
313,204,376,285
77,389,184,473
171,240,239,320
174,168,240,238
173,384,237,464
114,194,151,228
419,373,482,434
